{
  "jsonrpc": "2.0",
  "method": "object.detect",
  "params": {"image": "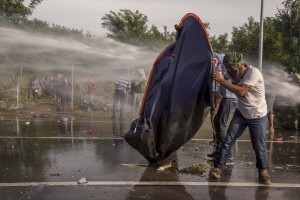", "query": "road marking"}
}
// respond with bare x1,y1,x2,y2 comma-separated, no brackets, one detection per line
0,136,298,143
191,139,299,144
0,136,125,140
0,181,299,188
